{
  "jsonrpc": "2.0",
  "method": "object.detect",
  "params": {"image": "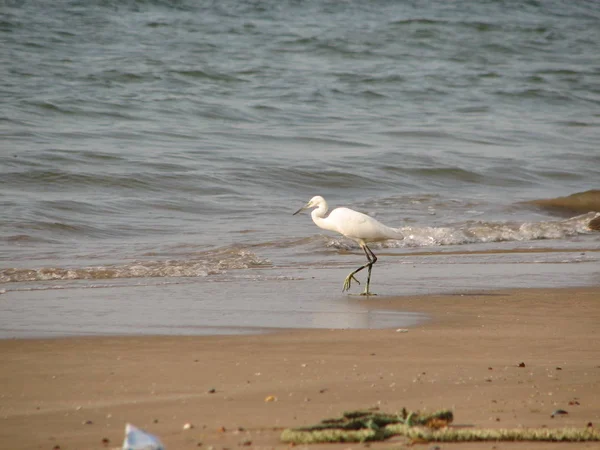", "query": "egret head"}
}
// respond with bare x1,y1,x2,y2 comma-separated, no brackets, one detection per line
293,195,326,215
